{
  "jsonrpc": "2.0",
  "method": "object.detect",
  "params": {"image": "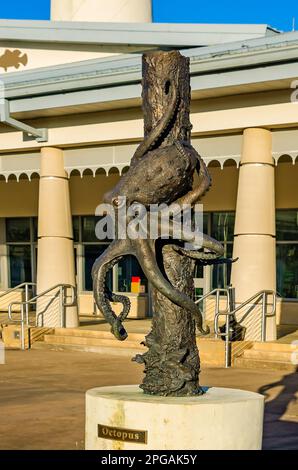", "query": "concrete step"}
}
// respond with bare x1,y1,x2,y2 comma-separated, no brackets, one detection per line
44,334,143,349
196,338,253,366
231,340,298,371
31,331,228,366
250,341,298,353
34,327,298,371
32,340,143,357
242,349,295,362
237,341,298,371
37,335,226,365
53,327,145,342
234,357,297,372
